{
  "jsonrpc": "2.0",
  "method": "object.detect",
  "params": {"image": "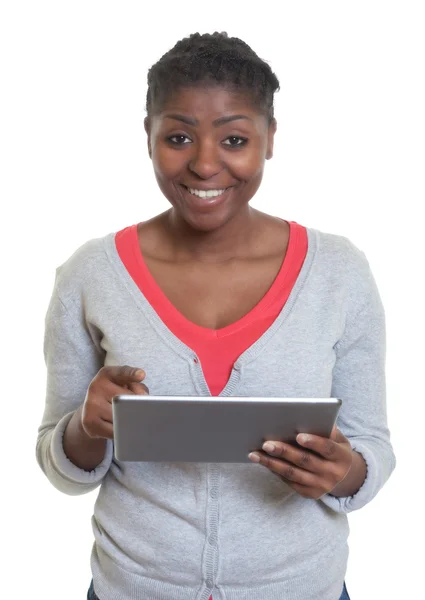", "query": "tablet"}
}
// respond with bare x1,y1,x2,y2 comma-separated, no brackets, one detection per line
112,395,342,463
